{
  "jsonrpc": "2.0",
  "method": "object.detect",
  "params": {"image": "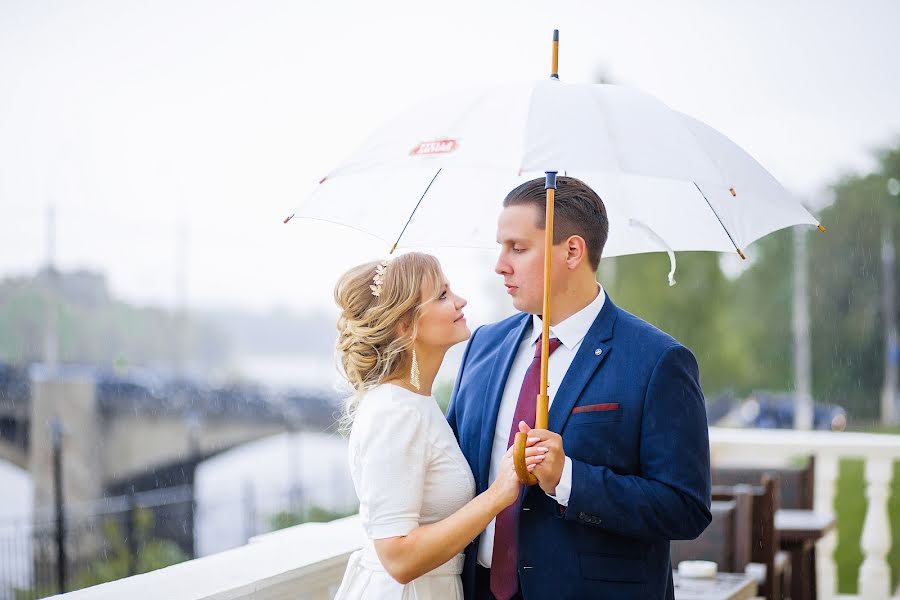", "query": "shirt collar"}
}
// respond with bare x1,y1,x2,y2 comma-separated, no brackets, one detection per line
529,285,606,351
